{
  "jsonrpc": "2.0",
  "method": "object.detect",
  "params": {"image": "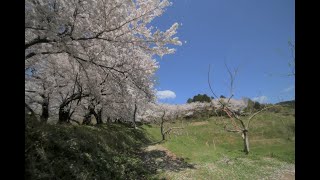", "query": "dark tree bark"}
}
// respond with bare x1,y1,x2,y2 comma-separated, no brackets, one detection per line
58,93,88,123
40,97,49,123
82,102,103,125
94,109,103,124
160,111,166,141
107,116,111,124
58,106,70,124
132,103,137,128
82,112,92,125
